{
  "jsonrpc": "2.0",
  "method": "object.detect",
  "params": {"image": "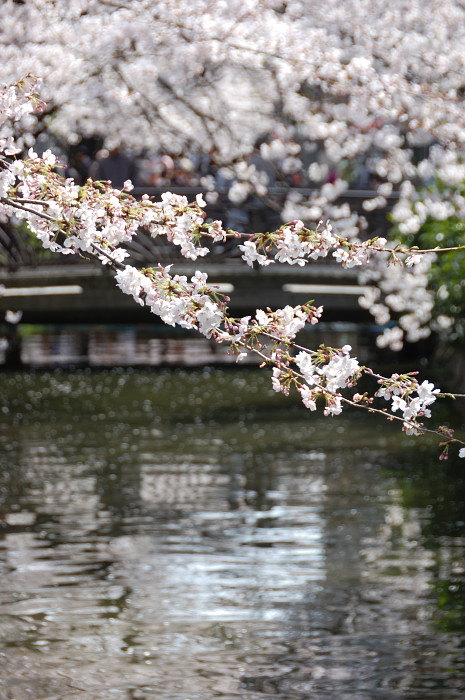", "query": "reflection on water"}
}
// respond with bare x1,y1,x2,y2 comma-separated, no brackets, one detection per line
5,322,366,368
20,327,250,367
0,368,464,699
17,327,272,368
